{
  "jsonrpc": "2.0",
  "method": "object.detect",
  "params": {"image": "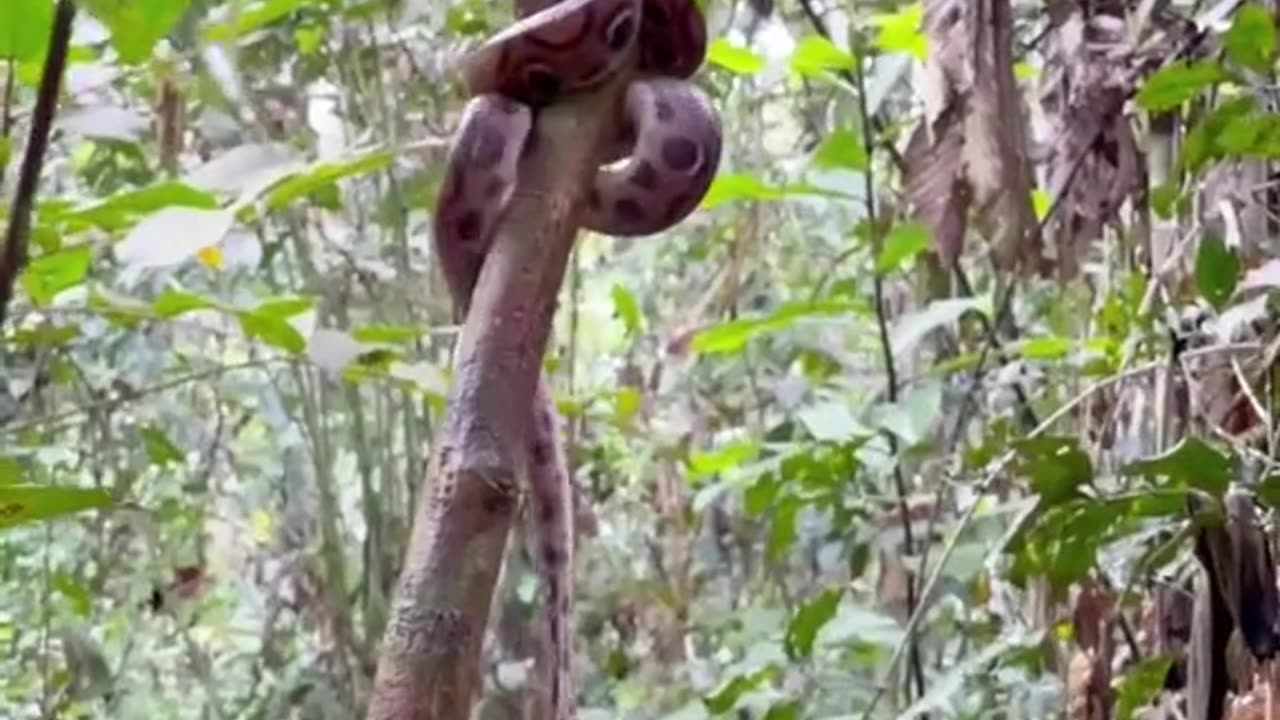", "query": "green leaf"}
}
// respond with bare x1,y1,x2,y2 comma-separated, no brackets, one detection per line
785,588,842,659
1224,4,1277,74
0,458,24,484
768,496,798,562
263,150,393,211
707,38,765,75
0,484,115,529
22,244,91,306
251,296,314,319
1183,96,1256,173
703,667,779,714
1013,437,1093,507
83,0,192,64
60,181,218,231
1120,437,1233,497
0,0,54,61
610,284,643,337
152,289,219,318
790,35,855,77
1194,231,1240,310
812,129,868,172
700,173,787,209
689,441,759,480
872,3,926,60
1136,60,1226,113
1020,336,1073,361
764,701,800,720
1115,657,1174,720
239,312,306,355
693,300,856,355
53,572,93,616
876,222,931,274
140,426,184,467
1150,183,1180,219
